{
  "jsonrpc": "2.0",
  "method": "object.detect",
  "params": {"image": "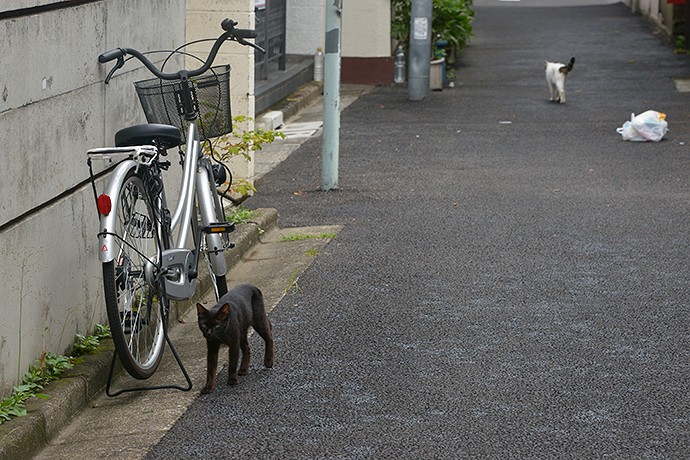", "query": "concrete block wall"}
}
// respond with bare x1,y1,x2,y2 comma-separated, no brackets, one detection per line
0,0,186,397
286,0,326,55
186,0,256,186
